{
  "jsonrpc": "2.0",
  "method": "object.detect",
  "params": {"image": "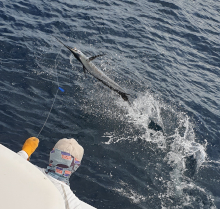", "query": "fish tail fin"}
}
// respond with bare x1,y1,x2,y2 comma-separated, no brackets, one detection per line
120,92,130,103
